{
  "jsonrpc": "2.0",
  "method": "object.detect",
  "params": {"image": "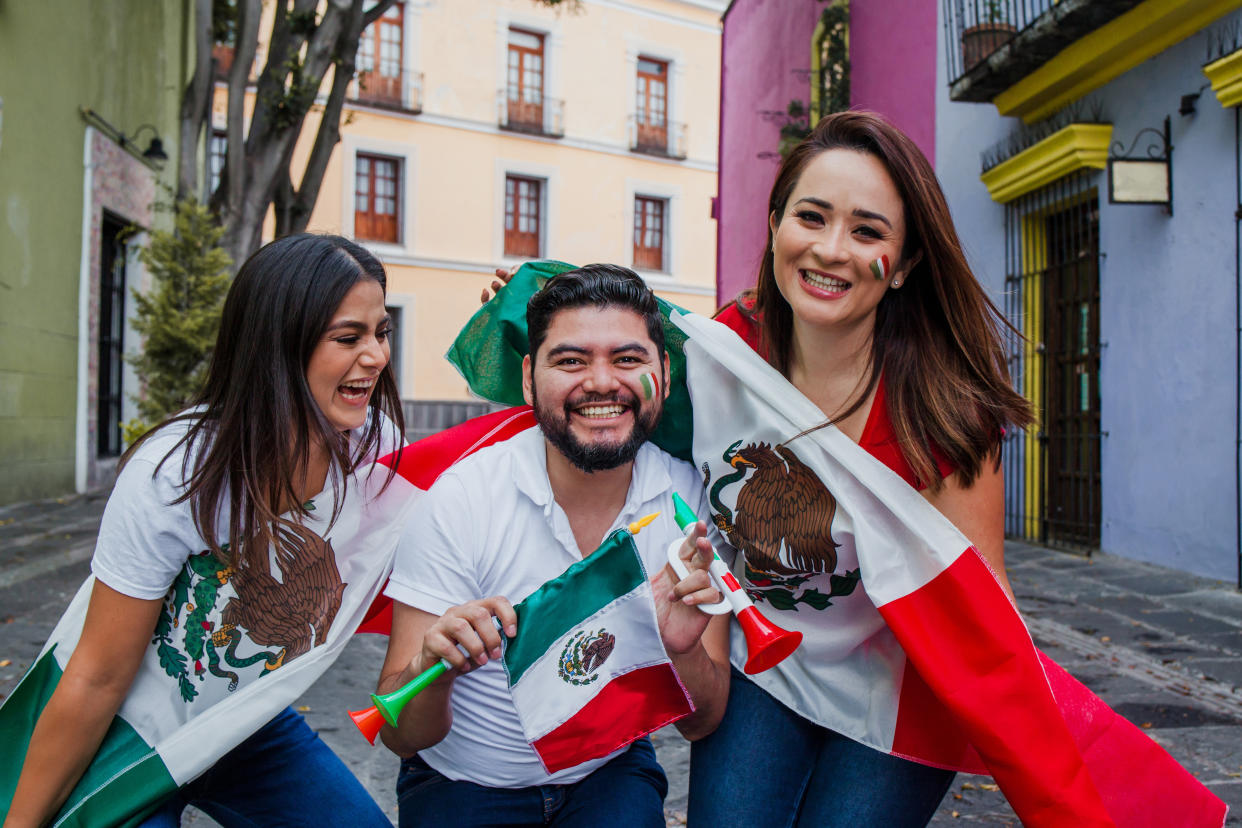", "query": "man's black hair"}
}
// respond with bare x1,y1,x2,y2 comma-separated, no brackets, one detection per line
526,264,665,358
